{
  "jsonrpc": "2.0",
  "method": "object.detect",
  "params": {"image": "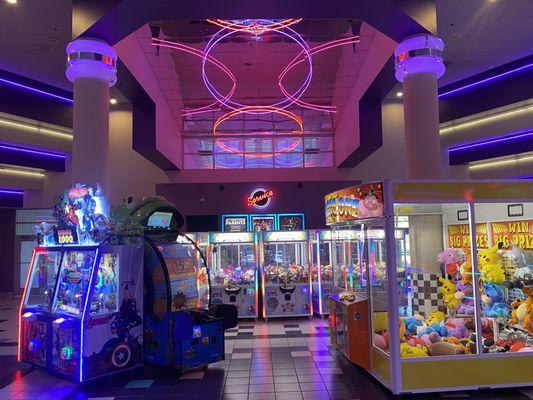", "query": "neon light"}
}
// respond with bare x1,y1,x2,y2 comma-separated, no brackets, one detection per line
0,77,73,103
0,117,73,139
22,312,33,318
80,248,100,382
0,167,44,177
440,105,533,134
0,143,66,158
18,249,37,362
448,130,533,152
207,18,303,34
0,188,23,195
53,317,66,324
469,153,533,170
439,62,533,98
247,187,274,209
316,231,323,315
